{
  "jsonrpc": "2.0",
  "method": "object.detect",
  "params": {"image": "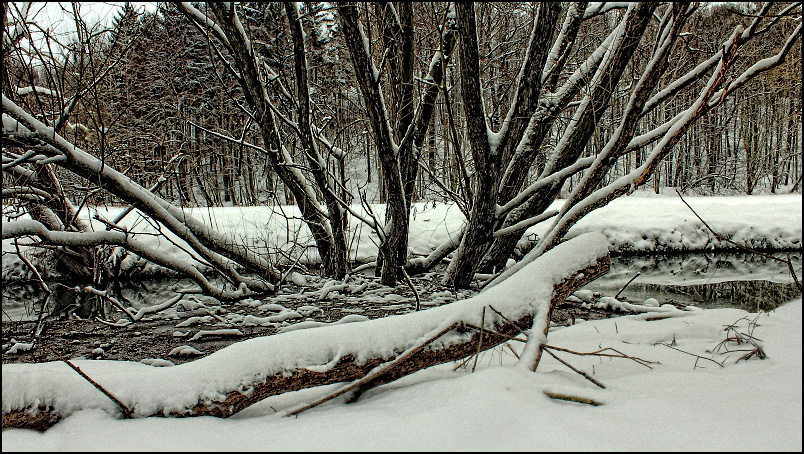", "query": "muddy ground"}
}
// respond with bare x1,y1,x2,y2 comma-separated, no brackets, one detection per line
2,271,652,366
